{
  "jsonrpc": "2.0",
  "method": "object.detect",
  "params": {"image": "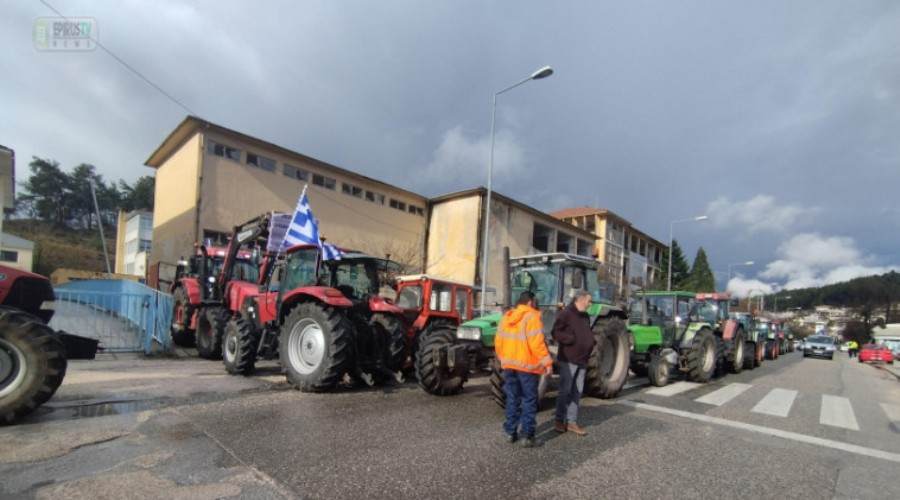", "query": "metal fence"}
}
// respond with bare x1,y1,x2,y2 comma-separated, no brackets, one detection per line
49,280,173,354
